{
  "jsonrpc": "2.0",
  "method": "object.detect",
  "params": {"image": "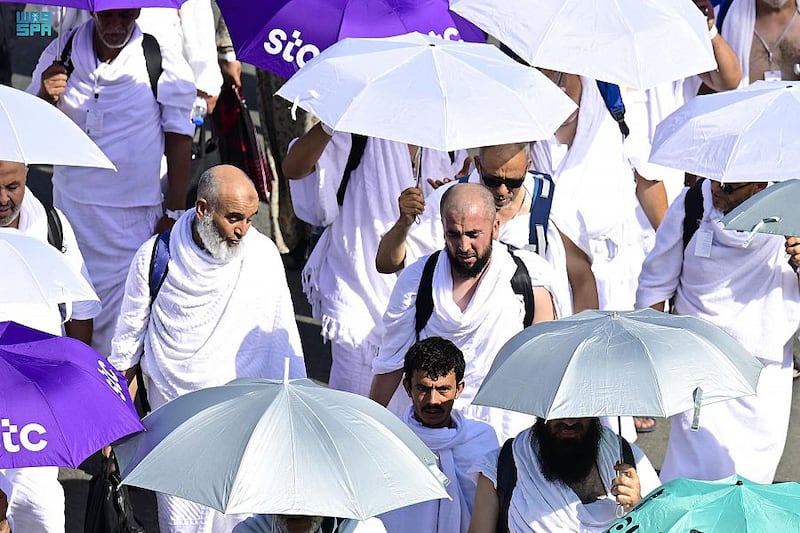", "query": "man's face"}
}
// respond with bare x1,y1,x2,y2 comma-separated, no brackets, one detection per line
476,149,531,210
443,206,499,279
195,186,259,262
93,9,140,49
275,515,324,533
710,181,765,214
403,369,464,429
0,161,27,228
533,417,602,486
